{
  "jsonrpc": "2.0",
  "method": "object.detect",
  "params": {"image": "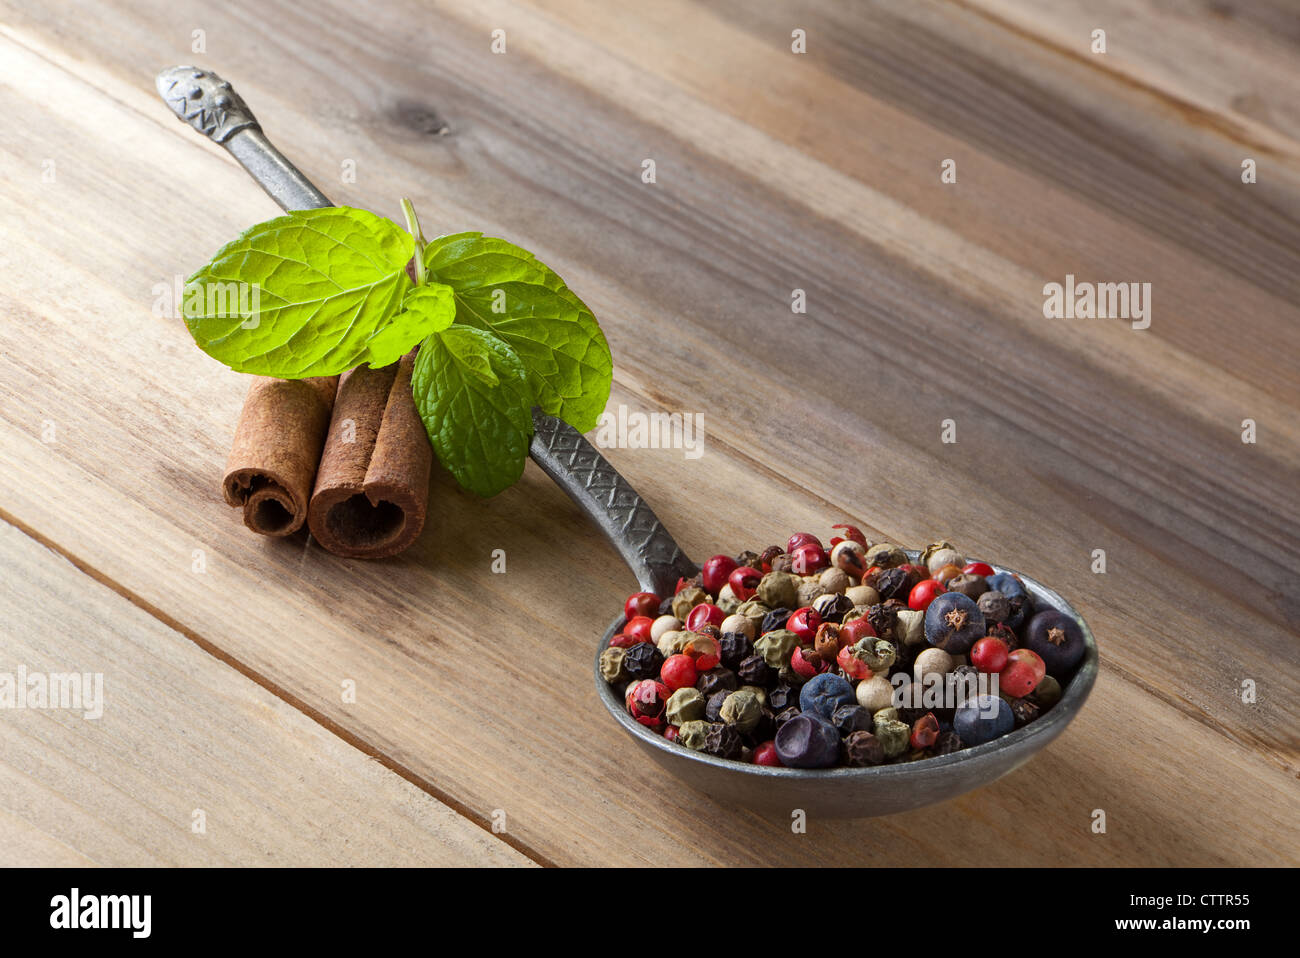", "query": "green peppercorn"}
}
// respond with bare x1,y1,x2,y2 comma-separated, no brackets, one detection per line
672,586,709,621
853,637,897,673
666,687,706,726
677,719,711,750
656,629,691,658
865,543,908,569
757,571,801,609
873,714,911,757
734,598,772,632
754,628,798,670
895,608,926,647
741,685,769,709
720,688,763,734
843,730,884,766
599,646,629,683
715,584,741,615
1030,674,1062,709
